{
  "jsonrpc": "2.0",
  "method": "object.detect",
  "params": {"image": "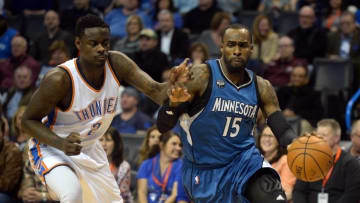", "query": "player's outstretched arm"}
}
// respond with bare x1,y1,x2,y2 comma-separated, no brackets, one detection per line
157,64,210,133
22,68,82,155
108,51,190,105
256,76,297,147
